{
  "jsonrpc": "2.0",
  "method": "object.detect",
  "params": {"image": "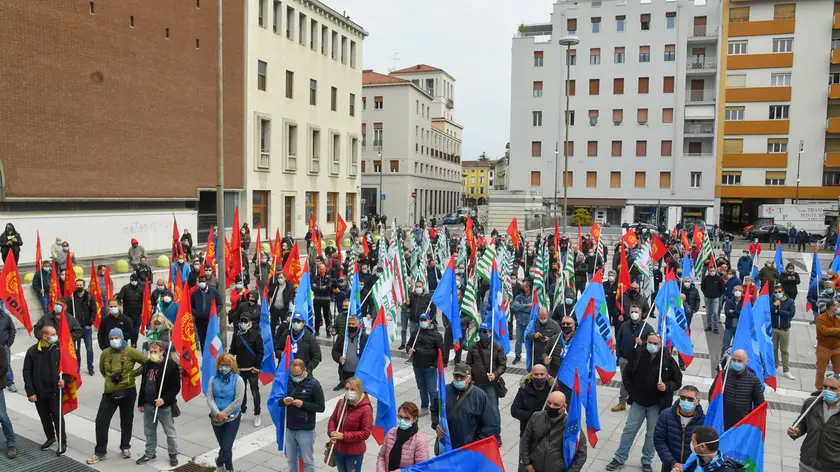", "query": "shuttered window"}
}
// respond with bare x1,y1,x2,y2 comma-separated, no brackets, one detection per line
723,138,743,154
564,171,573,187
613,109,623,124
636,140,647,157
589,79,600,95
566,141,574,157
588,141,598,156
765,171,786,185
660,172,671,189
661,140,673,156
614,78,624,94
663,76,675,93
774,4,795,20
610,172,621,188
568,80,576,96
567,18,577,32
531,141,542,157
612,141,622,157
587,171,597,188
662,108,674,123
637,108,648,124
639,77,649,93
531,171,541,186
730,7,749,23
727,74,746,88
634,172,646,188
